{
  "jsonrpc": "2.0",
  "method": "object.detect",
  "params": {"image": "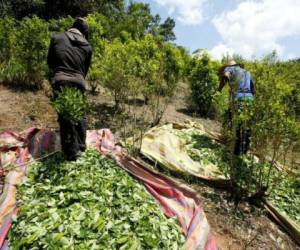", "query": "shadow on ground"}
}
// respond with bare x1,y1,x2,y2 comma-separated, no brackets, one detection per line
176,108,198,117
124,97,146,107
88,102,119,132
0,81,43,93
